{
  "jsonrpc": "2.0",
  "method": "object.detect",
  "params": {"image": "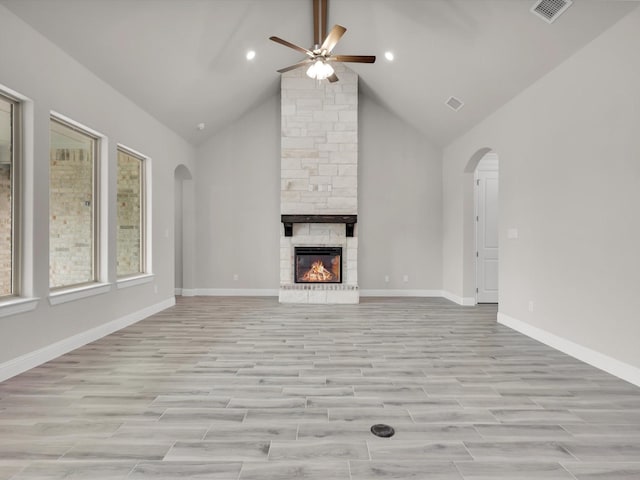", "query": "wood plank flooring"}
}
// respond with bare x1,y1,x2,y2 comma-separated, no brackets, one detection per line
1,296,639,479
